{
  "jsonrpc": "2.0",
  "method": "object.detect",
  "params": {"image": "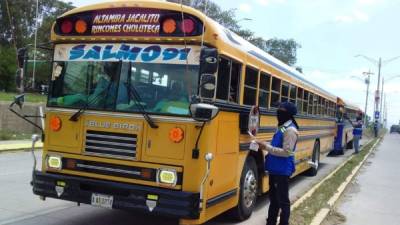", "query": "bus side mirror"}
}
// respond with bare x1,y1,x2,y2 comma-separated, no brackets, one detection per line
199,47,218,74
13,94,25,109
190,103,219,122
199,74,216,99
